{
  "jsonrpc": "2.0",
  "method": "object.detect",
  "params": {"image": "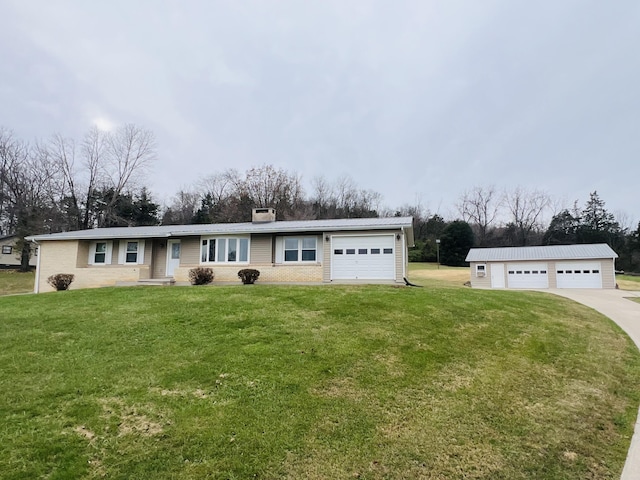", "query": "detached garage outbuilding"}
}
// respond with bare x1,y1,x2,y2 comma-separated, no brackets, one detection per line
466,244,618,289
